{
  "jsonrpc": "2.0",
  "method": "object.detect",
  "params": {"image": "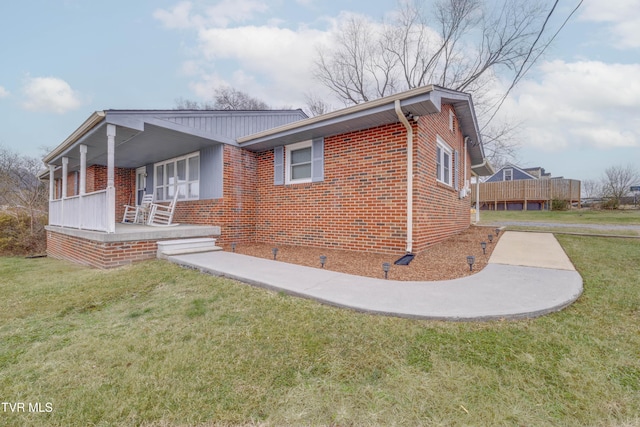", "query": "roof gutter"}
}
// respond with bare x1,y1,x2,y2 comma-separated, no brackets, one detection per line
395,100,414,254
238,85,435,145
43,111,106,164
471,158,493,175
